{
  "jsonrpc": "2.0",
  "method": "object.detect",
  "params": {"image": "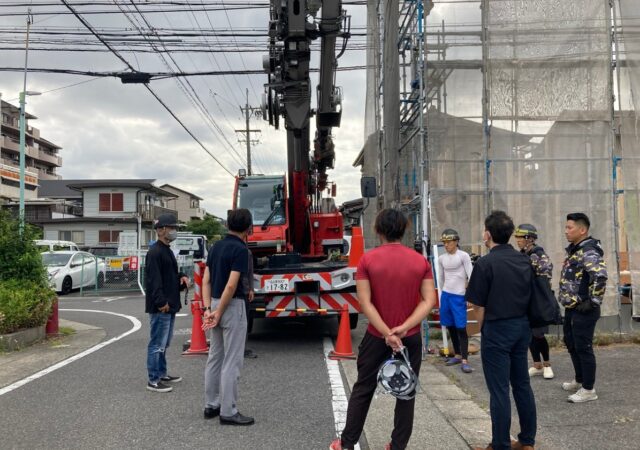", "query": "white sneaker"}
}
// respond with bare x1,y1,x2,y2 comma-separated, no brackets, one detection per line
543,366,554,379
568,387,598,403
562,379,581,391
528,367,544,377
